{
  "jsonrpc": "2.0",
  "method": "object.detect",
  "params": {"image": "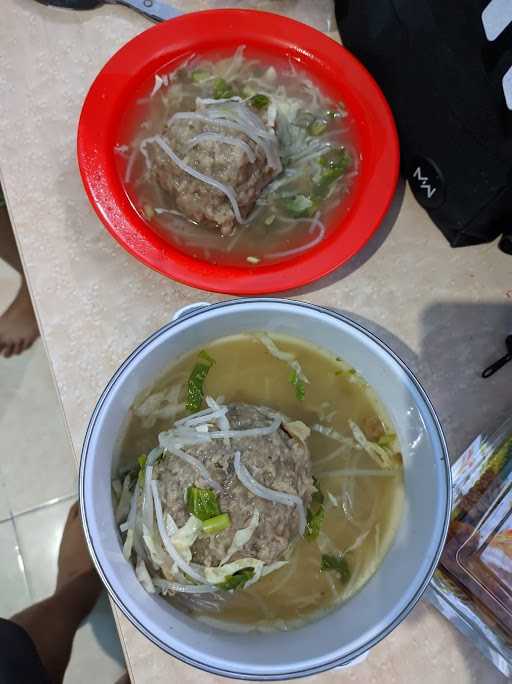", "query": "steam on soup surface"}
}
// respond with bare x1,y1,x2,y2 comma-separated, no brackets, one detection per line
115,46,360,267
114,333,404,631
